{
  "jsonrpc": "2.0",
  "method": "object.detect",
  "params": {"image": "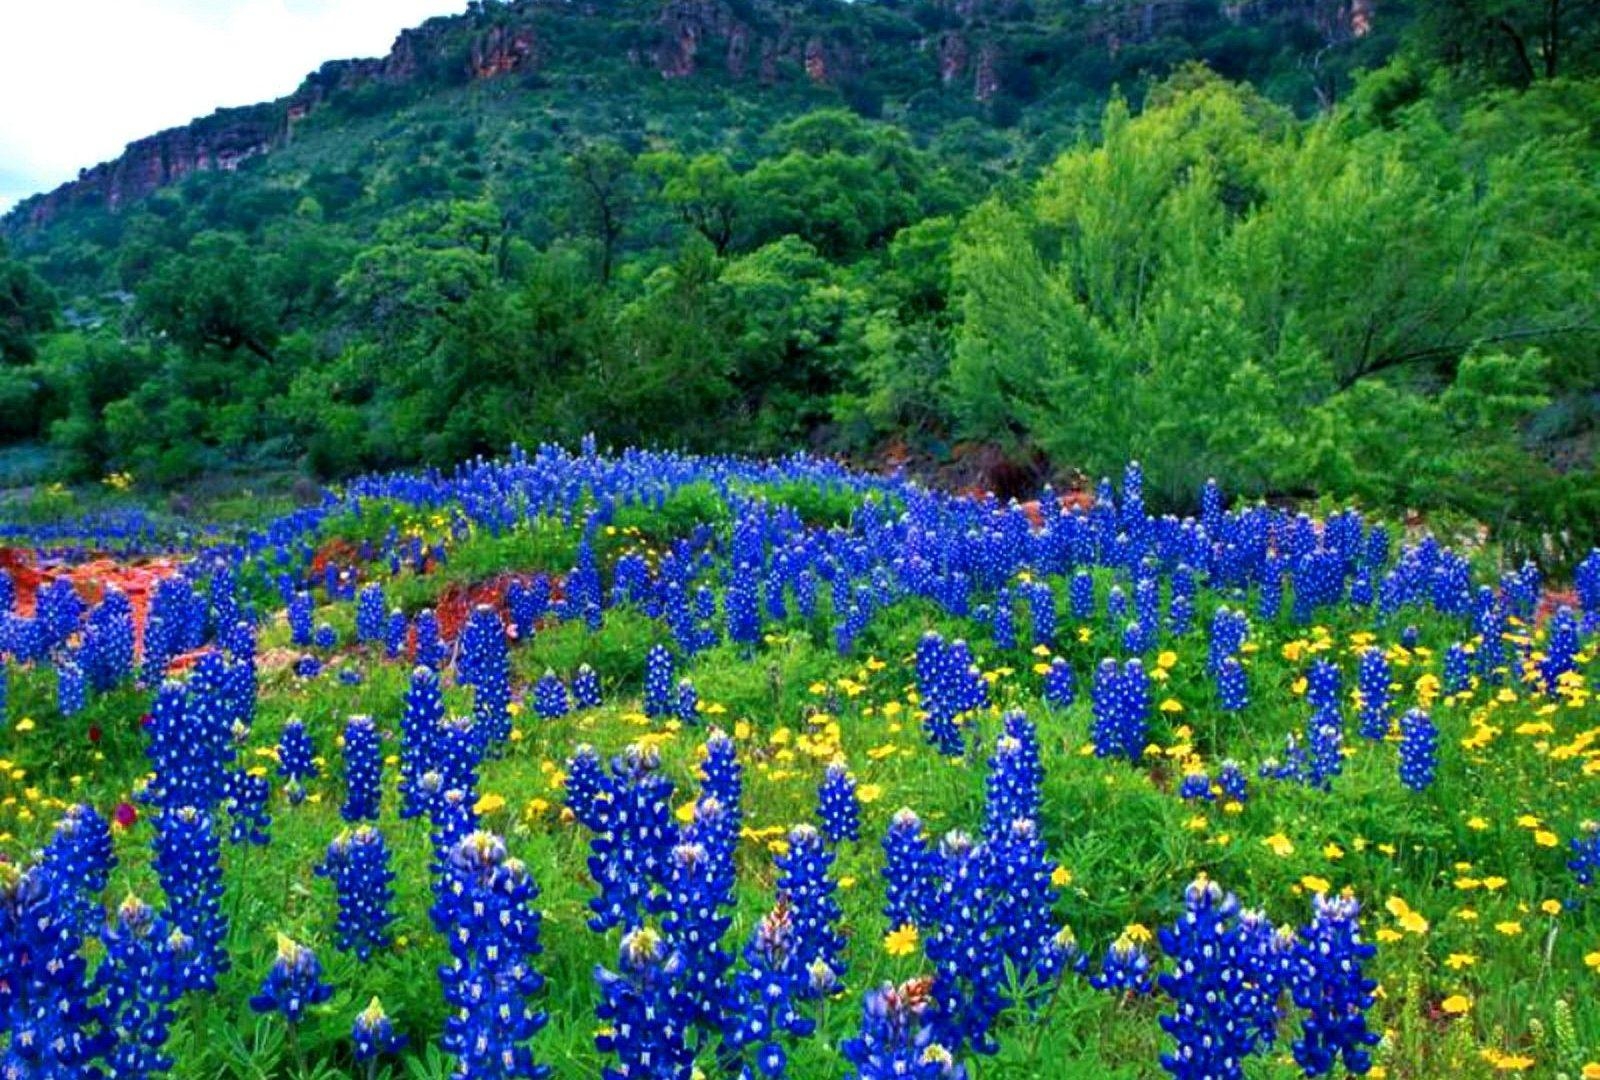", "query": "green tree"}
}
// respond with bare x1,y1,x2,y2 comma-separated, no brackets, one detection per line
639,151,746,256
948,71,1598,511
0,240,57,366
566,141,638,283
134,232,279,362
